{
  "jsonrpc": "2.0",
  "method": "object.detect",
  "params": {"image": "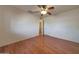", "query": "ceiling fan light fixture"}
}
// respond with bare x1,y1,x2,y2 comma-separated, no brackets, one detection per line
41,10,47,15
